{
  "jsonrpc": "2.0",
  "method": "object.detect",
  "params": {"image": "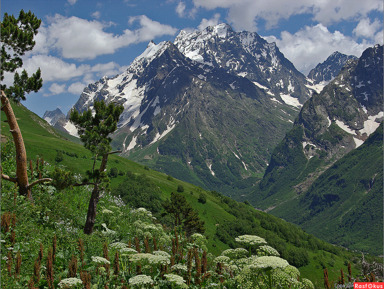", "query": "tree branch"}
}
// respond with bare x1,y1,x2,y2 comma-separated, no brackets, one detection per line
1,173,18,183
28,178,53,188
108,150,122,155
73,182,95,187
